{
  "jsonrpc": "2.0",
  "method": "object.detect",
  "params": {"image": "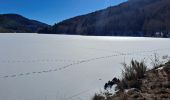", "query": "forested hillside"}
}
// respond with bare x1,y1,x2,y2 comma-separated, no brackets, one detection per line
0,14,49,33
39,0,170,37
